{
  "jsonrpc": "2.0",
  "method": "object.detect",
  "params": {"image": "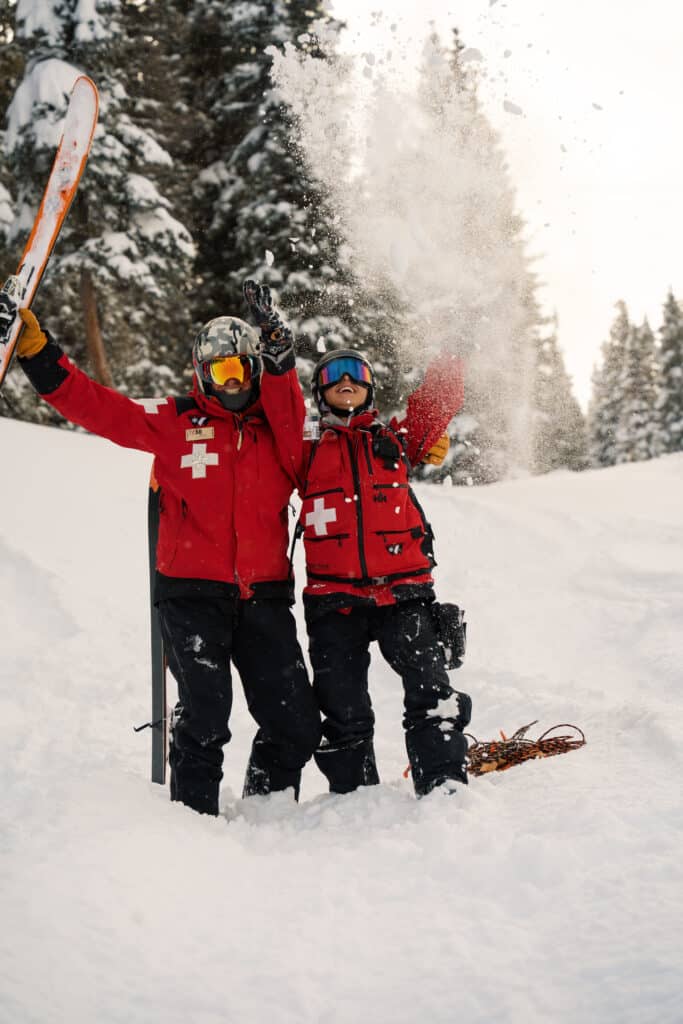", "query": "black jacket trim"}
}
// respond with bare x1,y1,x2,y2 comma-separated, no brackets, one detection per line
153,573,294,605
303,582,435,624
306,566,433,587
19,332,69,395
173,396,200,416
